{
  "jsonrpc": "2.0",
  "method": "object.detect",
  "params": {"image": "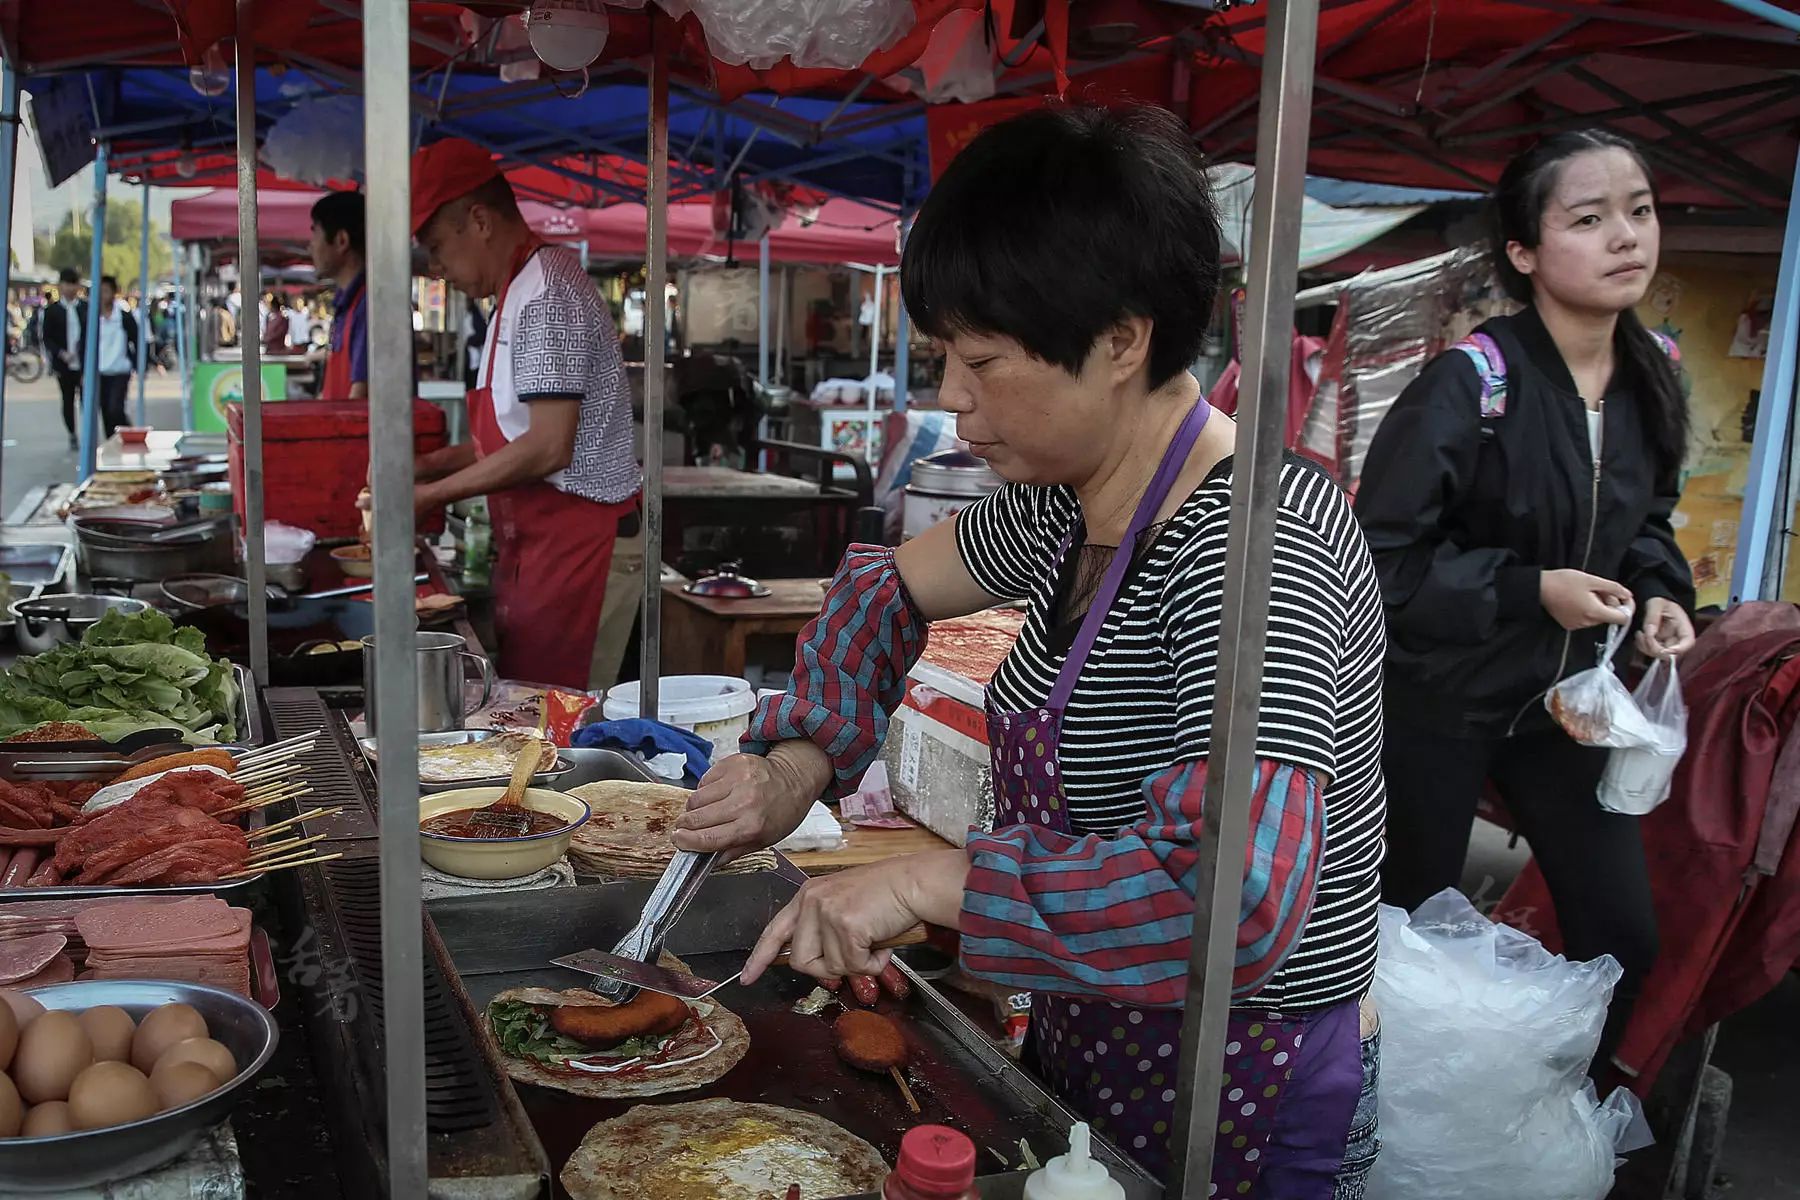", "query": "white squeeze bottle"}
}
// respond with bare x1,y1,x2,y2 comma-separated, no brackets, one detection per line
1022,1123,1127,1200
